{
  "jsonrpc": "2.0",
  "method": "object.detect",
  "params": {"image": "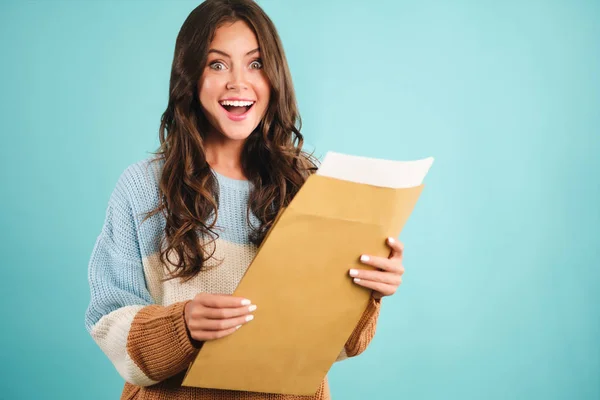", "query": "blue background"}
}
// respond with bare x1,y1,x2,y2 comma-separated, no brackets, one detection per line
1,0,598,399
